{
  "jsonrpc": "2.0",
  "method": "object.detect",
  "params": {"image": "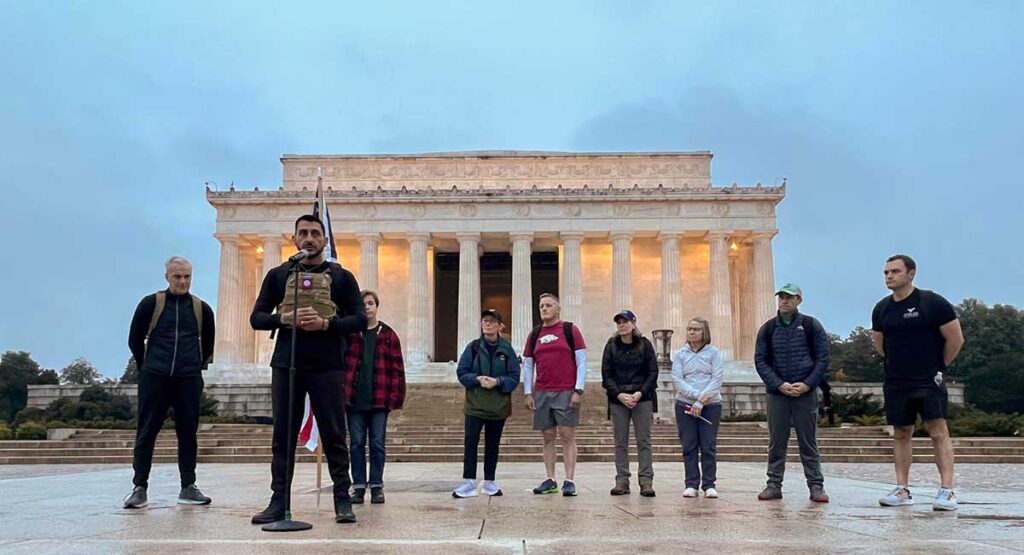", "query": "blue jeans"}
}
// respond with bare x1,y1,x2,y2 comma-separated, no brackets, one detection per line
348,409,389,489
